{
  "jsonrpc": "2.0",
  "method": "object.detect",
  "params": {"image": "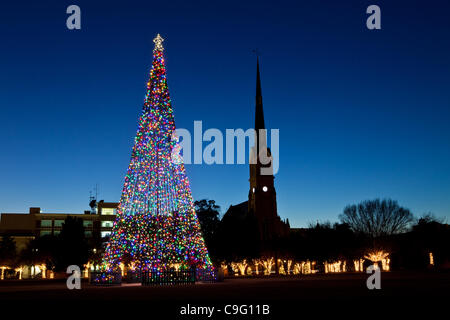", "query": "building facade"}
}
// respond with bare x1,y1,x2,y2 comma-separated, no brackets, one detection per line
0,201,118,252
